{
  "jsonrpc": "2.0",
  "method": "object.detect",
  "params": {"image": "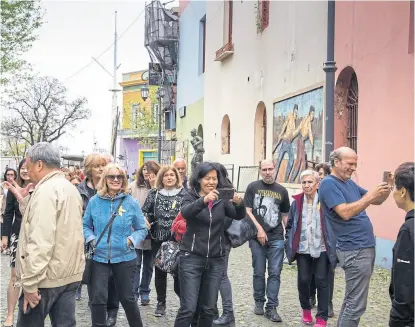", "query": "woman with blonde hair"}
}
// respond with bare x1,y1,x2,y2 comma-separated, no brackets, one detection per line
129,160,160,305
83,164,148,327
76,153,120,326
141,165,187,317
